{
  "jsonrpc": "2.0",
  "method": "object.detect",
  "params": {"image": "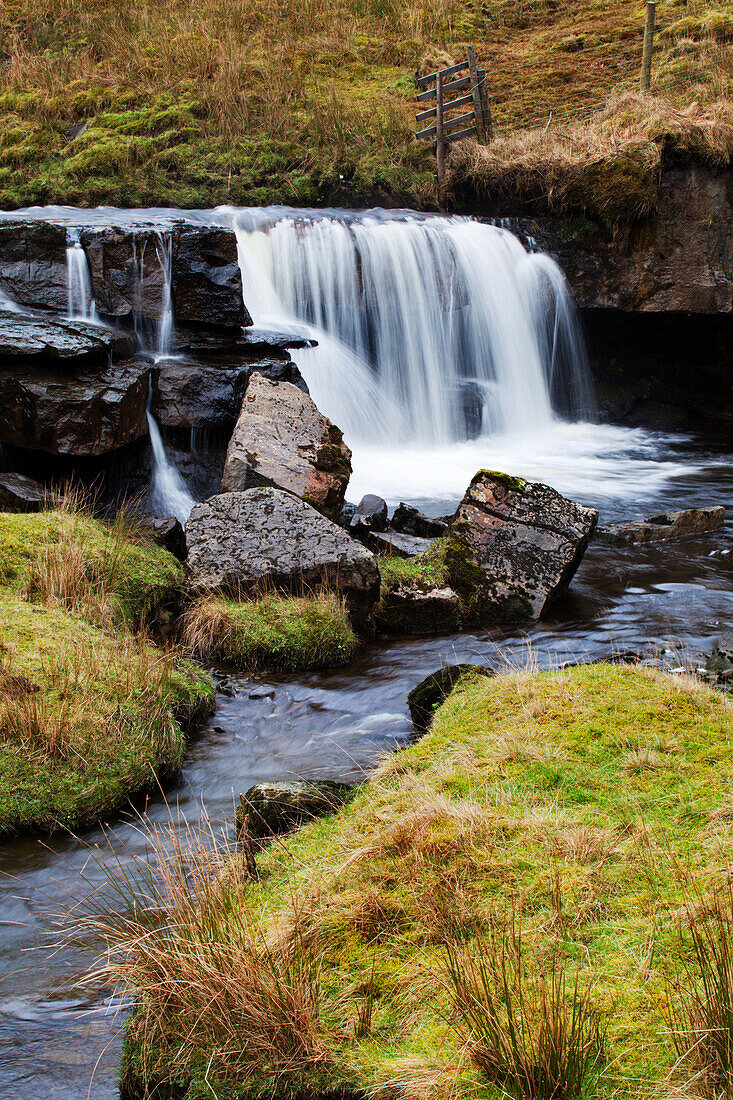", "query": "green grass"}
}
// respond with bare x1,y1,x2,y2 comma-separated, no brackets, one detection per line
111,662,733,1099
0,590,214,834
181,592,358,673
0,509,183,627
378,540,452,595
